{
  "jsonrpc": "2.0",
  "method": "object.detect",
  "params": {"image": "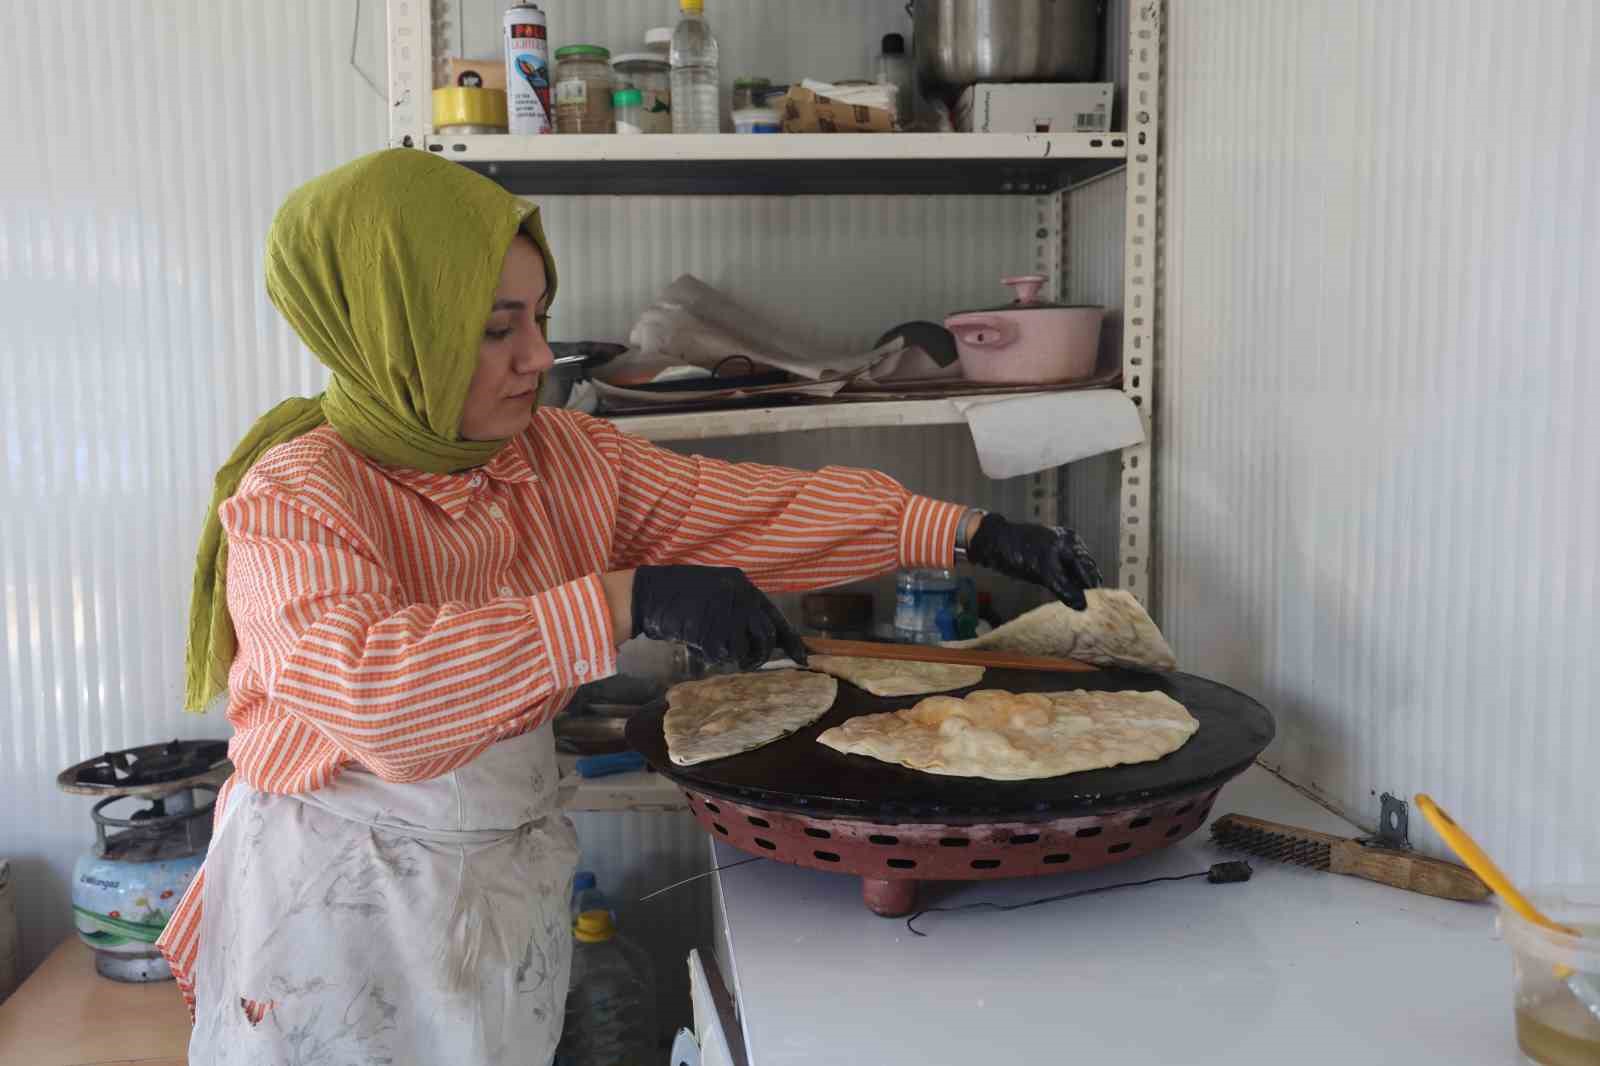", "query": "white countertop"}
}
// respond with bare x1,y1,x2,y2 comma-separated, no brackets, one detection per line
711,765,1520,1066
